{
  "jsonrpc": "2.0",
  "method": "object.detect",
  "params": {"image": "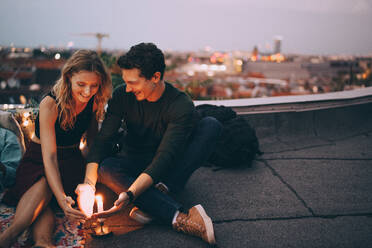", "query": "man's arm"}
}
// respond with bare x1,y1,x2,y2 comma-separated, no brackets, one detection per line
77,87,125,217
86,88,125,165
143,97,197,183
93,94,197,218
